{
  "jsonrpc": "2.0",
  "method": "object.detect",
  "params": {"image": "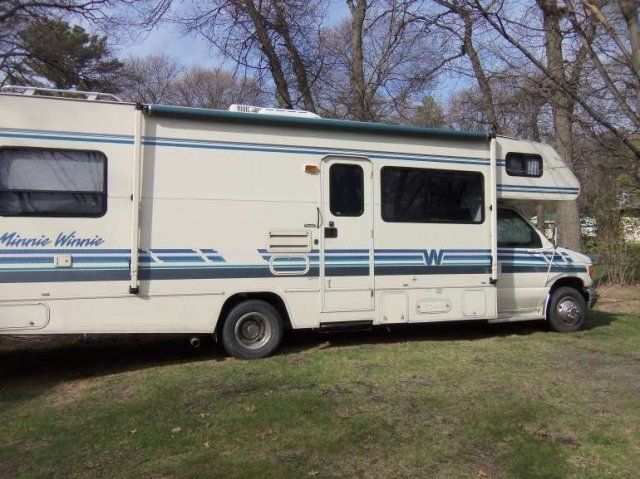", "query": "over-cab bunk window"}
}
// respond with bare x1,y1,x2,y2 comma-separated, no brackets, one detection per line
0,147,107,217
381,167,484,224
505,152,543,178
